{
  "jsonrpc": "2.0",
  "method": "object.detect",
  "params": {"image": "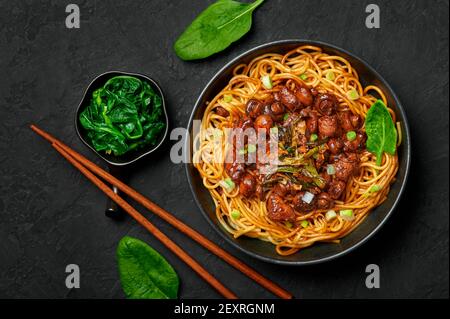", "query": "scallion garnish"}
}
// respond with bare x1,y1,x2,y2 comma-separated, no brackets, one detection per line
325,71,335,81
325,210,337,221
270,126,278,135
219,178,235,192
223,94,233,102
247,144,257,153
326,164,336,175
340,209,355,221
369,185,382,193
231,209,241,219
301,220,309,228
346,89,360,101
299,73,308,80
261,74,273,89
346,131,357,141
213,129,223,139
310,133,318,142
302,192,315,204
